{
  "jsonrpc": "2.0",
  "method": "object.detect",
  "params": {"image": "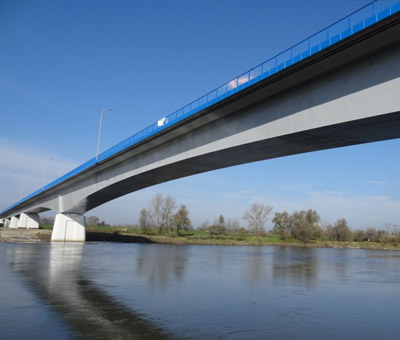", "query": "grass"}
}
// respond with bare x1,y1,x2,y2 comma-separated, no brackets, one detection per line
37,225,400,250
